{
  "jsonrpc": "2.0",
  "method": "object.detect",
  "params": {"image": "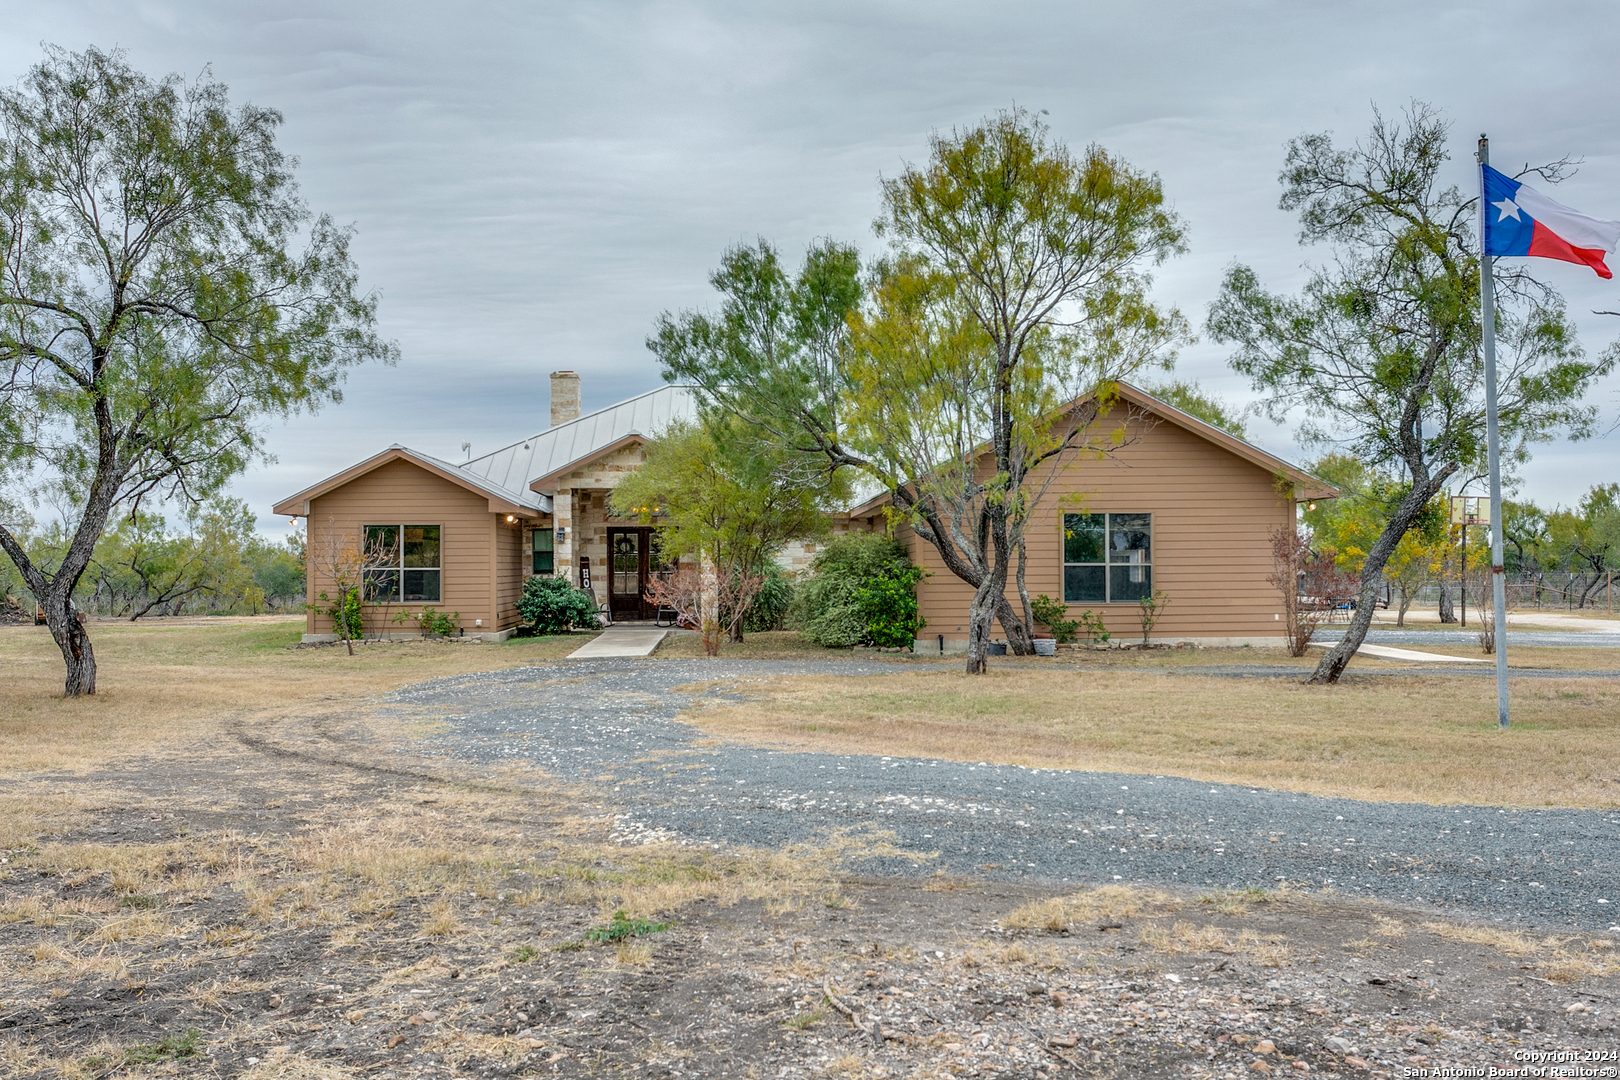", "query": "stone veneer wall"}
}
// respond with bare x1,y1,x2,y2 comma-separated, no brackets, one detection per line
535,437,884,603
776,518,876,572
547,442,650,605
